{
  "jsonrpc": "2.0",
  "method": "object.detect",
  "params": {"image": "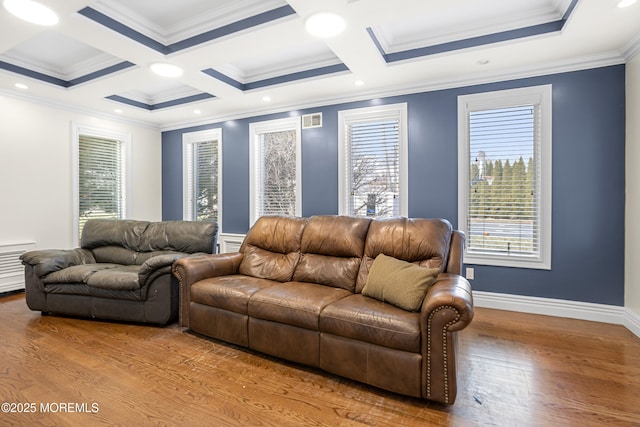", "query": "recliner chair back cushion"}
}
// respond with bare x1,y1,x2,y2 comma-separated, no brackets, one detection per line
356,218,453,293
239,216,307,282
293,215,371,291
